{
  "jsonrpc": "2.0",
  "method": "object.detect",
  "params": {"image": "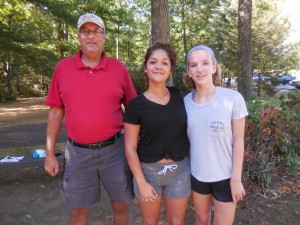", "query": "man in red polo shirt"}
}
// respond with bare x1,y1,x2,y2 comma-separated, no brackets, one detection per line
44,13,136,225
